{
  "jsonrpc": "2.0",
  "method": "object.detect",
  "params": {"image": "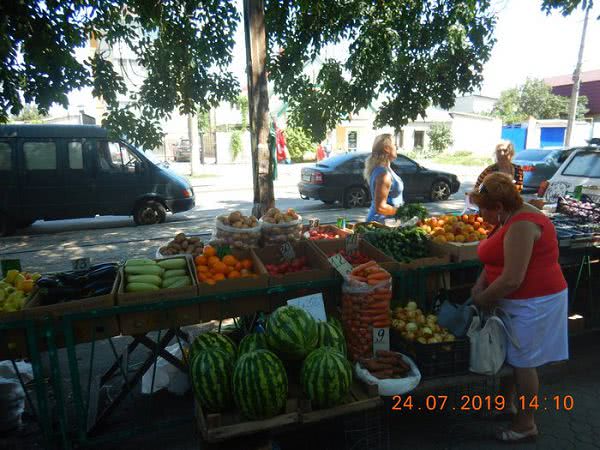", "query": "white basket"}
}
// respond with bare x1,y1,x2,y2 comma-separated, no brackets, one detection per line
260,215,303,245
